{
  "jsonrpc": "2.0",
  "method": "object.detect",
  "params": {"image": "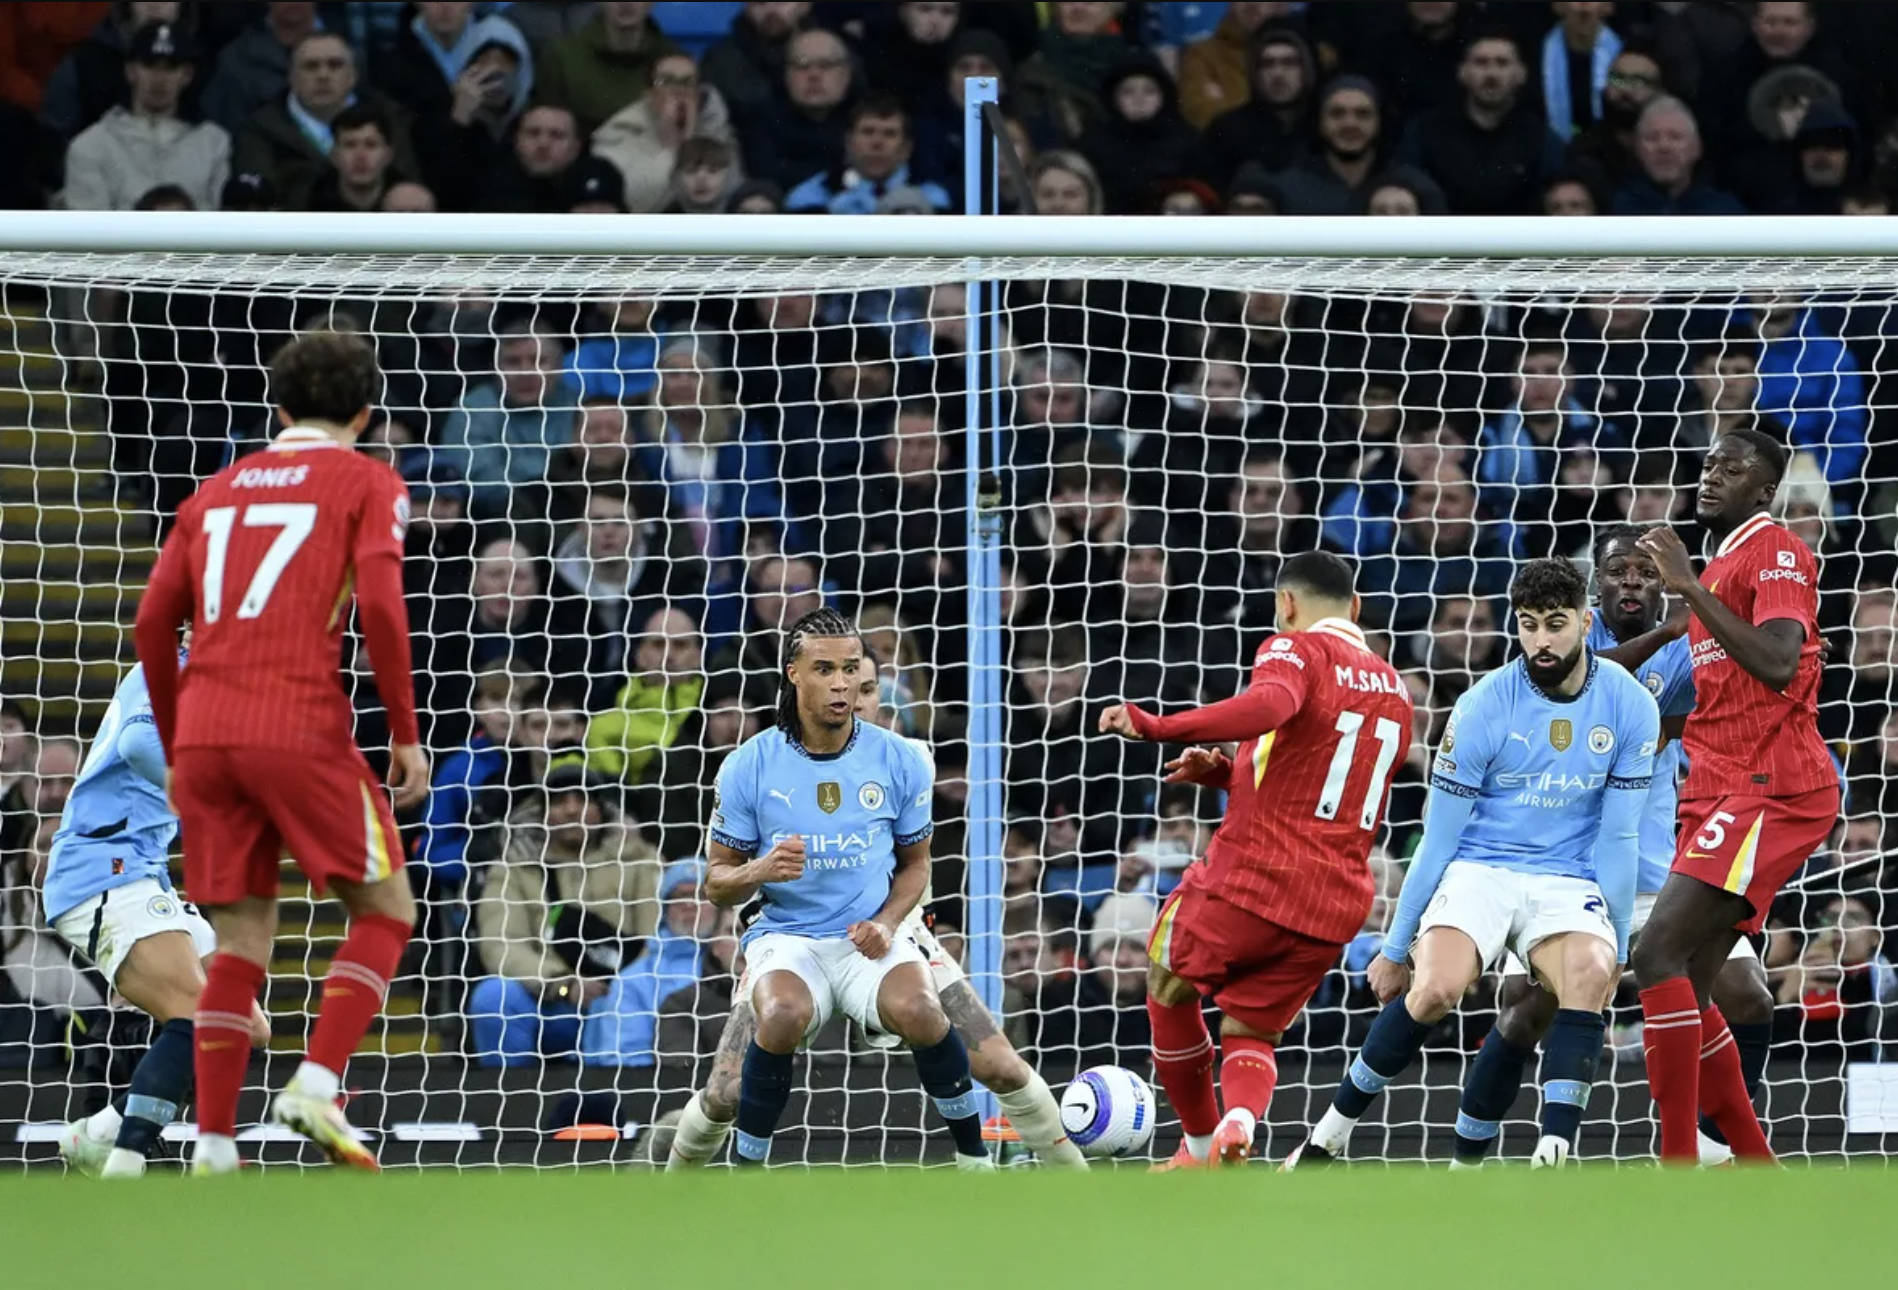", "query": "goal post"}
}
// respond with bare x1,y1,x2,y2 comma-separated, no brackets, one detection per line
0,211,1892,1167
